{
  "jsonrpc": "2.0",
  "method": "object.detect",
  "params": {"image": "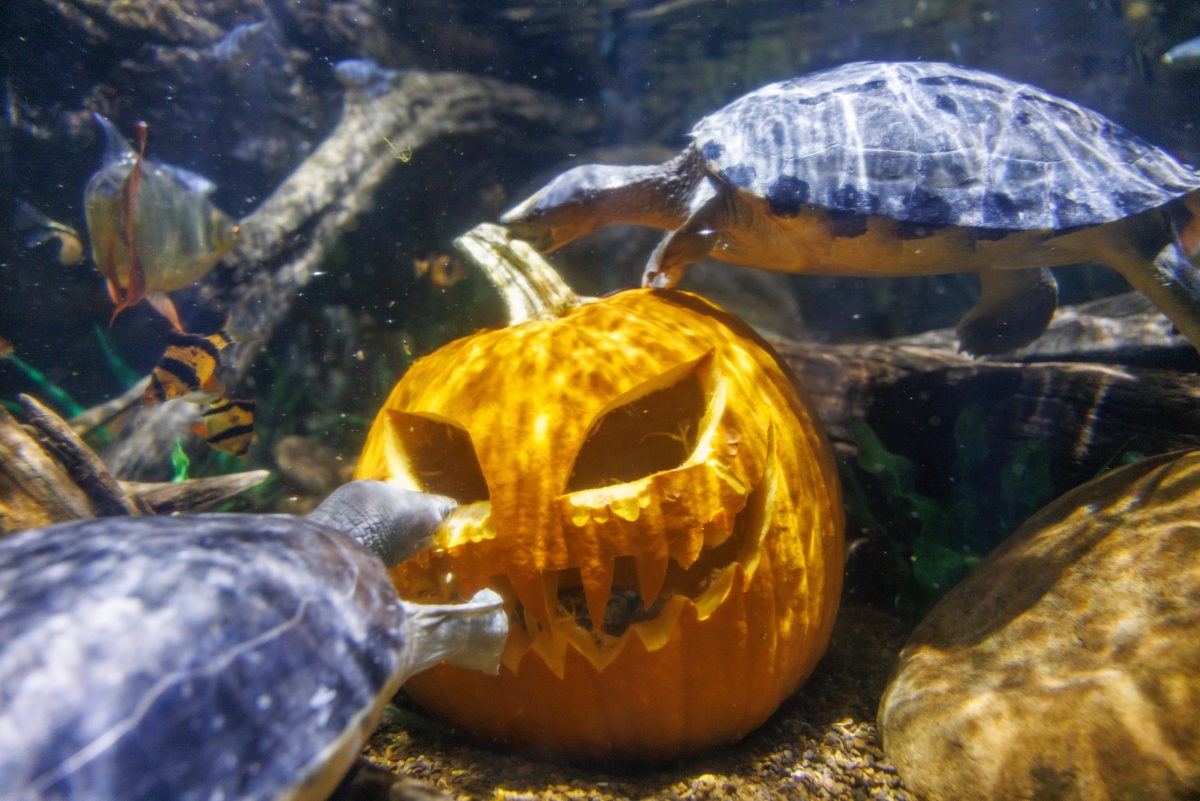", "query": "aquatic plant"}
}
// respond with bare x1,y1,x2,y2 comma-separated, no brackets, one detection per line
92,325,141,390
843,405,1056,619
170,439,190,483
0,353,85,419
